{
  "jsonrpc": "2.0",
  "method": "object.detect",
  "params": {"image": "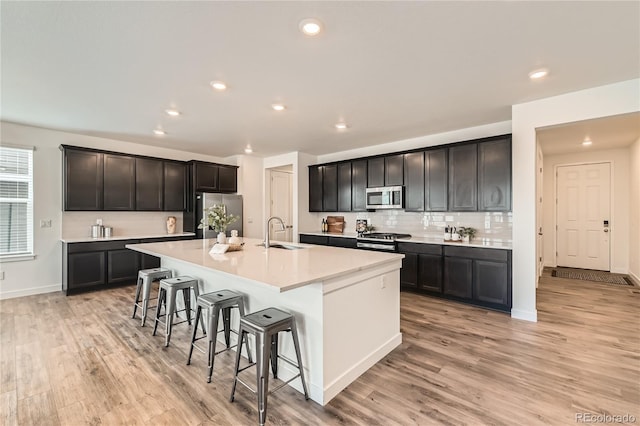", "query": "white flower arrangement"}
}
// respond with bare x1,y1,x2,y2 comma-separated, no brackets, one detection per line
198,204,238,233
